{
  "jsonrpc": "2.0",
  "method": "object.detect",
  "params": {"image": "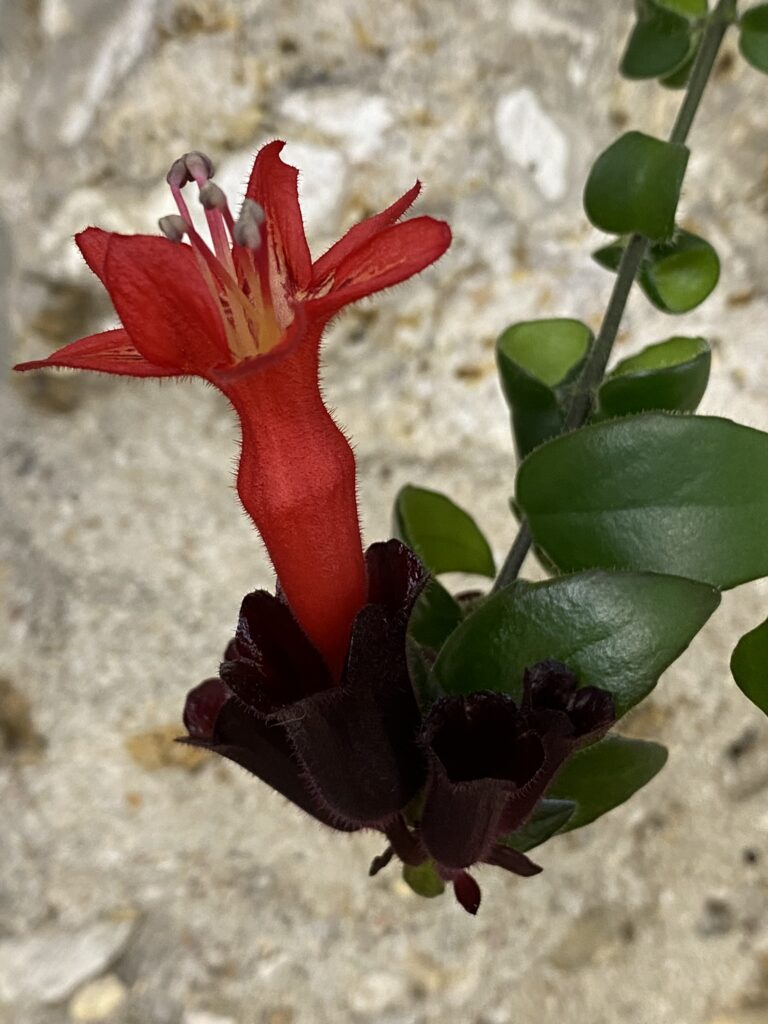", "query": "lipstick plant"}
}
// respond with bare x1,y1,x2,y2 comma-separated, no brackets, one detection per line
16,0,768,914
